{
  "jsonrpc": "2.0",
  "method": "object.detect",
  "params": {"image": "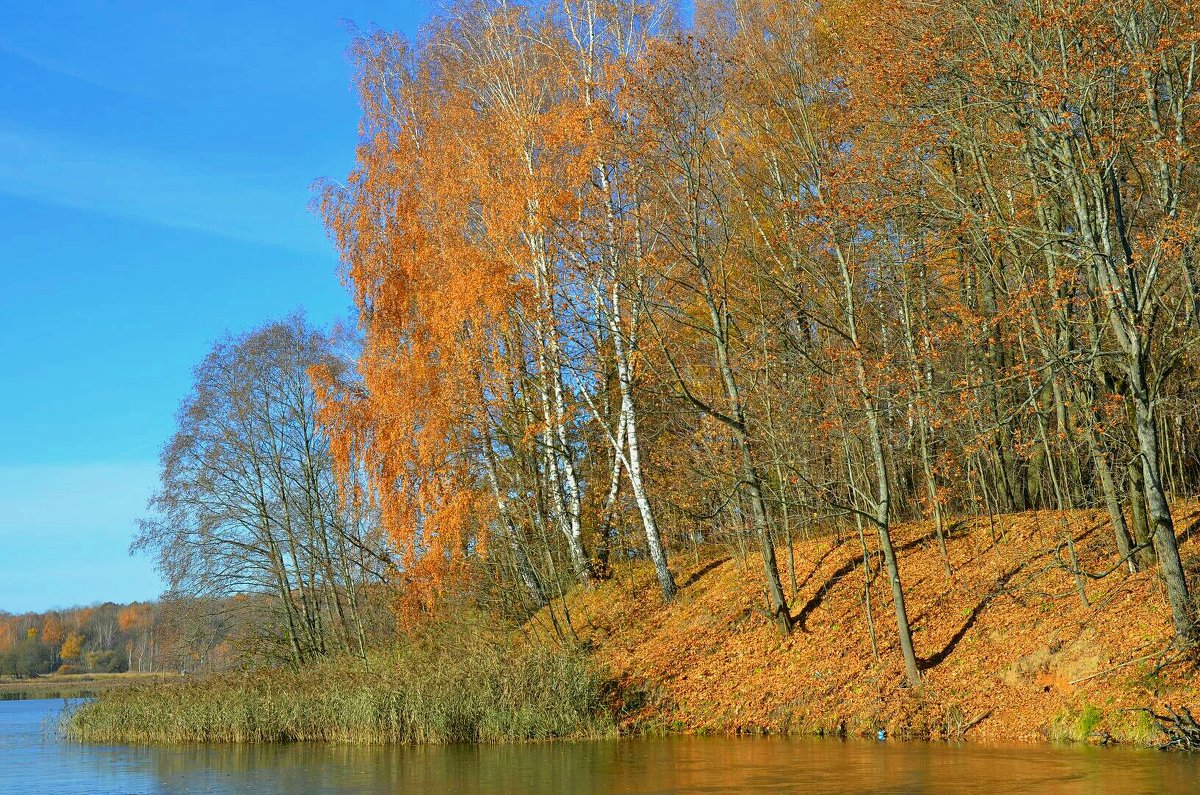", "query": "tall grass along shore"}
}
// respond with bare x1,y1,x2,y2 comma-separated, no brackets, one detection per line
63,628,614,745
